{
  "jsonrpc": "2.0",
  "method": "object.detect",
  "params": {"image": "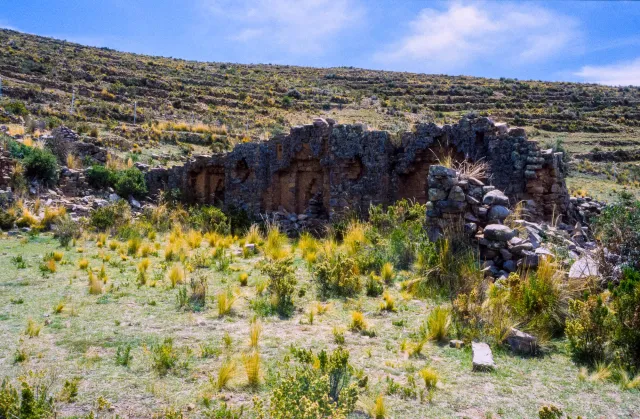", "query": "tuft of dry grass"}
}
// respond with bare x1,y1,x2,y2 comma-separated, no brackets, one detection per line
426,306,451,342
238,272,249,286
88,271,103,295
167,264,185,287
263,223,289,260
25,318,41,337
379,292,396,312
380,262,395,283
350,311,367,332
343,221,368,255
370,394,387,419
419,367,439,389
186,230,203,249
213,359,236,391
243,350,261,387
245,224,263,245
249,318,262,348
217,289,237,317
78,258,89,270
